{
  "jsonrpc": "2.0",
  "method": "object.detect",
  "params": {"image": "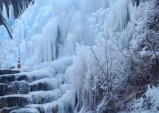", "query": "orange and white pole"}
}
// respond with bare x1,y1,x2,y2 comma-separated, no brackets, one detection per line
17,57,21,68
